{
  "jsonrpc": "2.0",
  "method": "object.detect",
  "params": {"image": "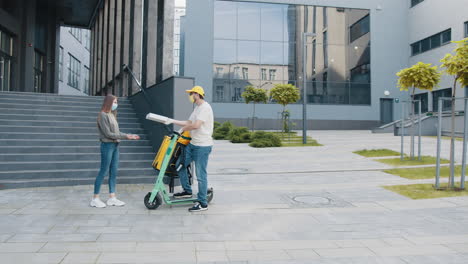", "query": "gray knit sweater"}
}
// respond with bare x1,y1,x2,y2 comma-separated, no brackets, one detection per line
97,112,128,143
